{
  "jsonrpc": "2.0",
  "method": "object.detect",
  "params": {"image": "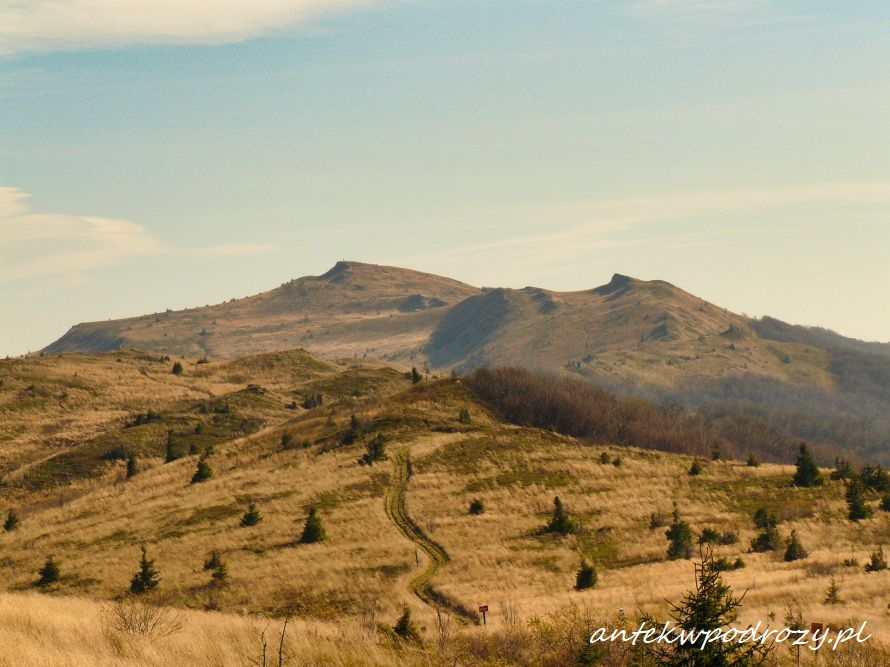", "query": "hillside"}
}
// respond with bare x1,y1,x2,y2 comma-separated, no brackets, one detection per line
0,350,889,665
40,261,890,466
